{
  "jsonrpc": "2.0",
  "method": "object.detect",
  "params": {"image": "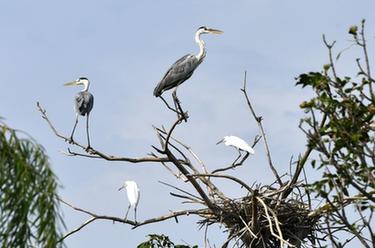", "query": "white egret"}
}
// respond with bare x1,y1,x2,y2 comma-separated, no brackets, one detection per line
217,135,255,164
118,181,140,222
